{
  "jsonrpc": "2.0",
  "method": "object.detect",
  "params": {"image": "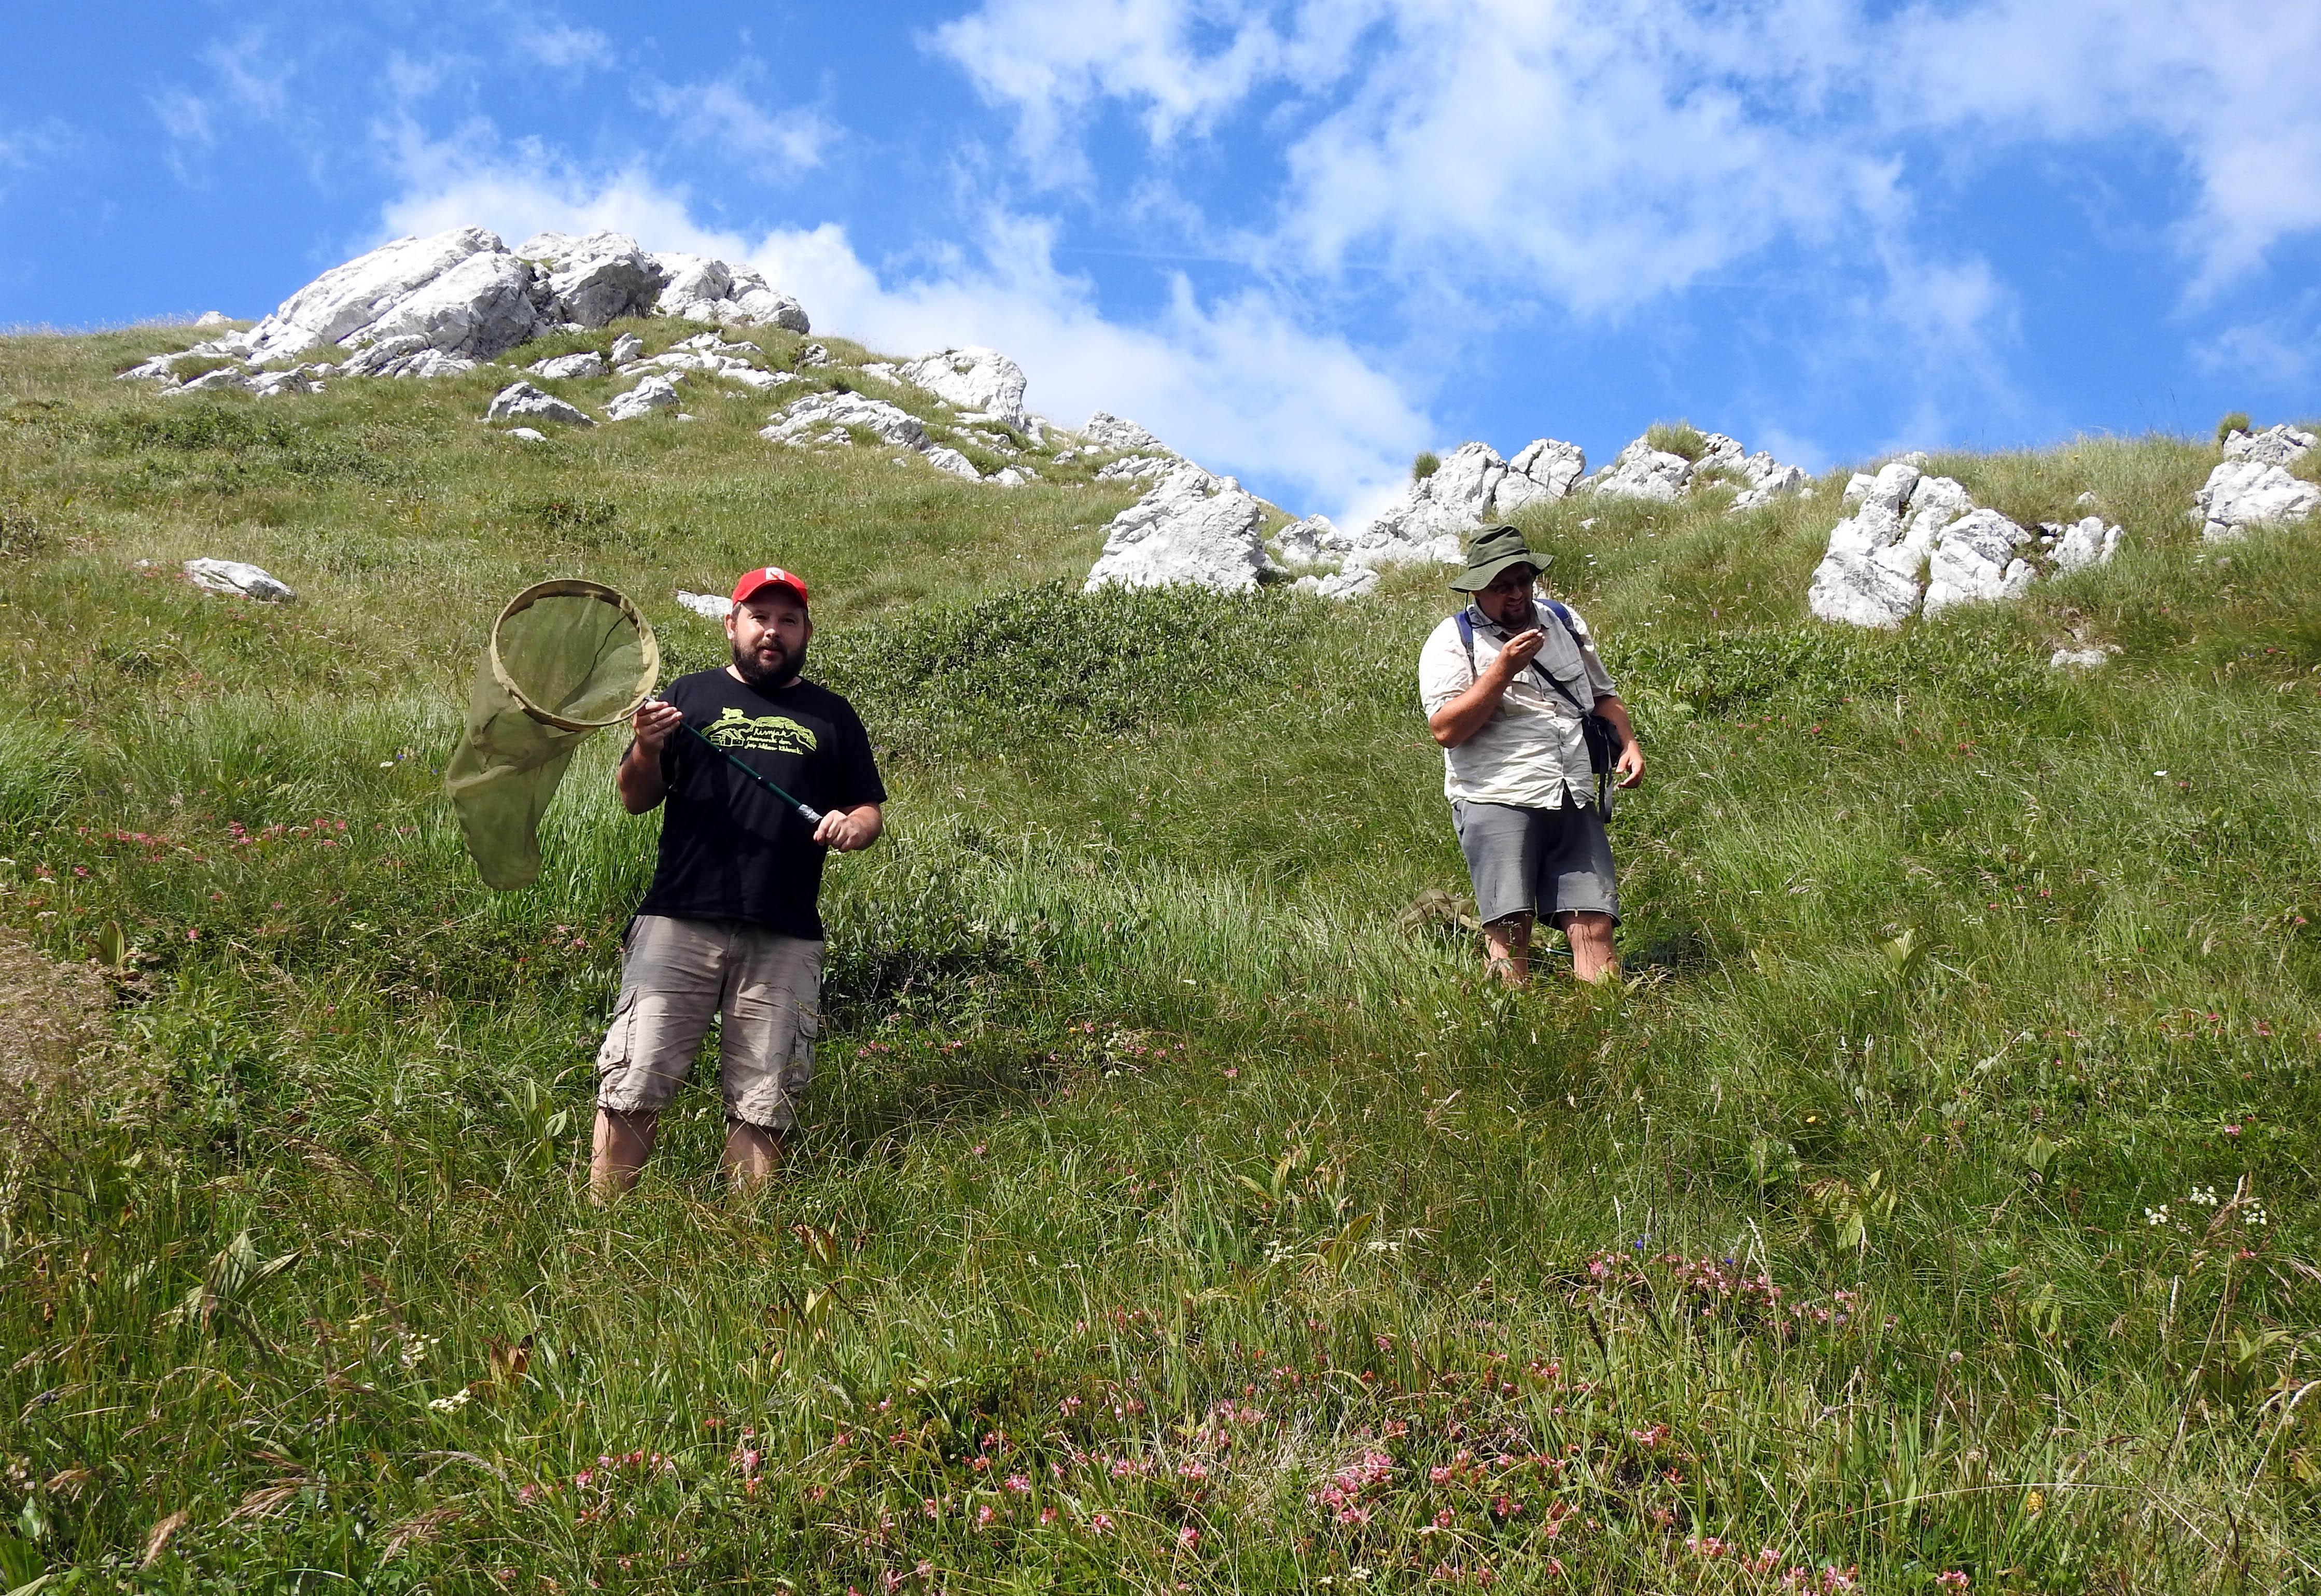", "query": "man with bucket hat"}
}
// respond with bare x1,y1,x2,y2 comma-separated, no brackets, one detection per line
590,565,887,1197
1419,526,1643,984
